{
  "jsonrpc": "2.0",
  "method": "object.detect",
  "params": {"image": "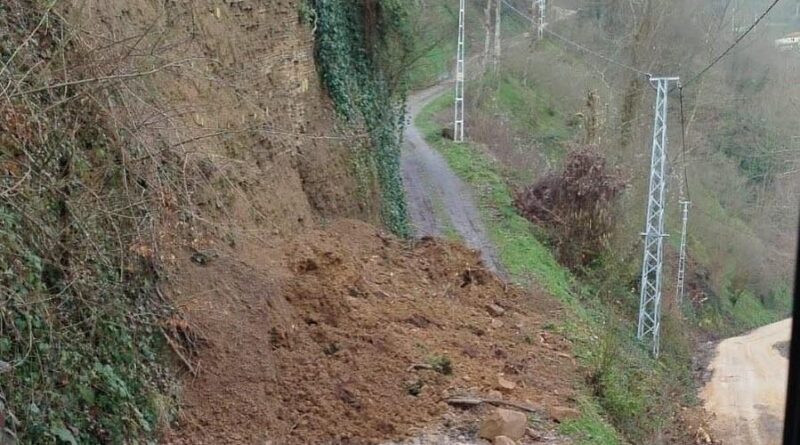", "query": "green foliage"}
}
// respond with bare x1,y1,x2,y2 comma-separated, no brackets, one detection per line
407,42,453,89
496,77,568,134
713,112,781,184
559,397,622,445
0,4,177,443
297,0,315,25
425,354,453,375
0,120,176,444
692,282,790,336
309,0,412,237
416,93,697,444
492,76,572,159
405,378,424,396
